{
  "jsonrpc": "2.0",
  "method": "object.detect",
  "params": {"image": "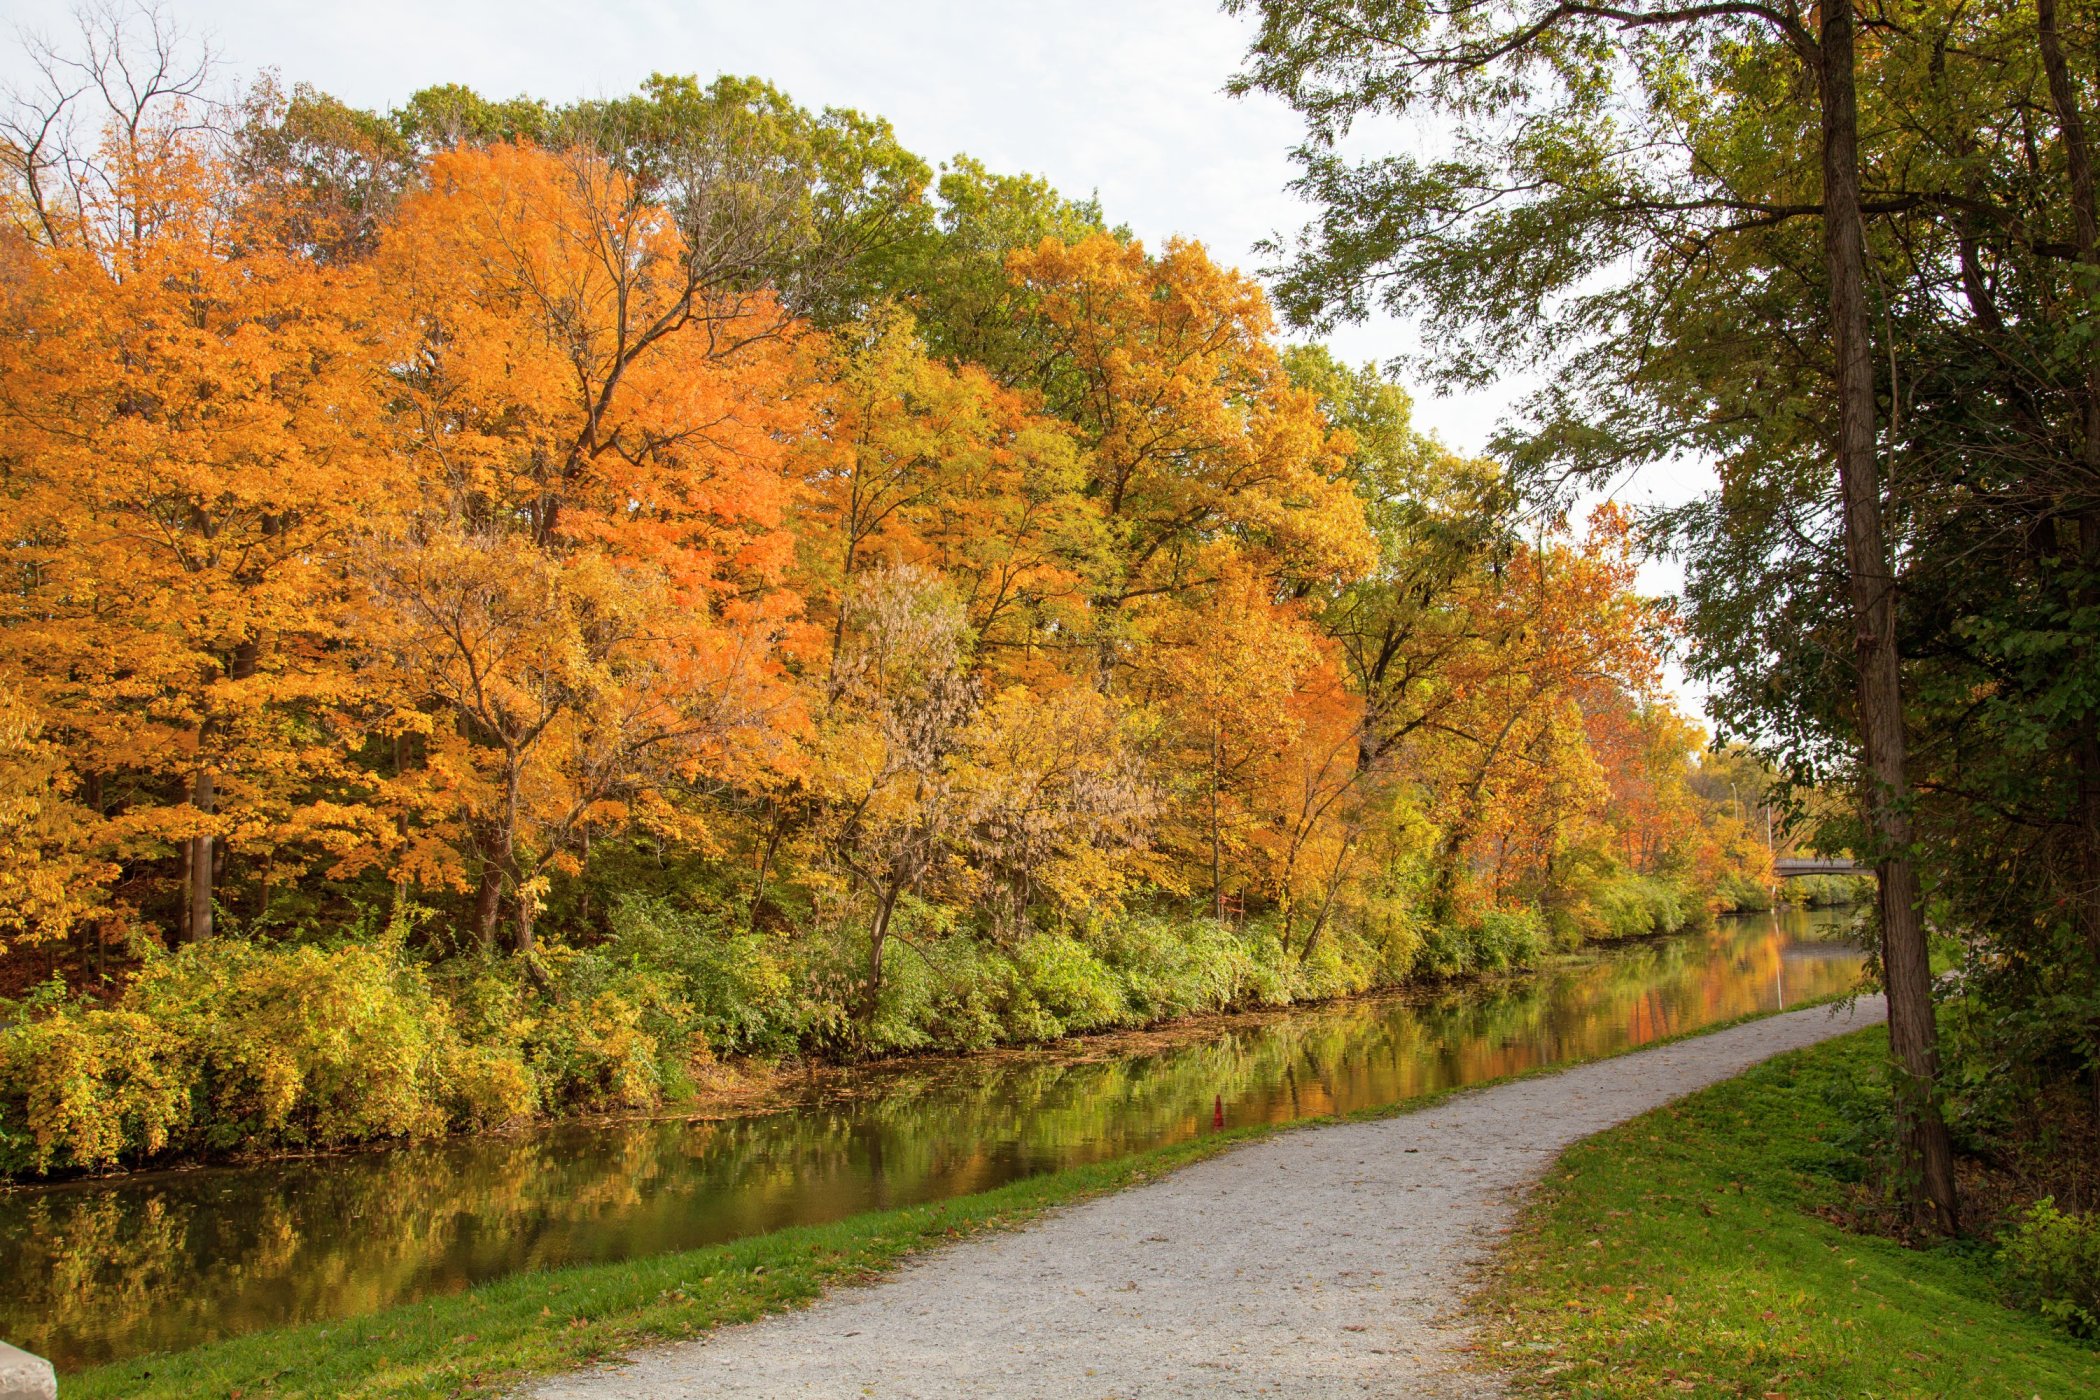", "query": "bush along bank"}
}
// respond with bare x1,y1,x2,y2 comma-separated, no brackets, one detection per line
0,870,1769,1180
